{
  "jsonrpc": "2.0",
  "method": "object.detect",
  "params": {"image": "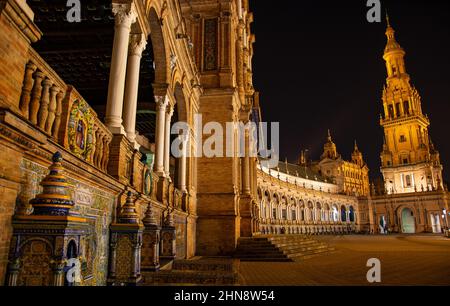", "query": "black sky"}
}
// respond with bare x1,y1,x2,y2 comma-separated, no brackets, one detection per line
249,0,450,183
